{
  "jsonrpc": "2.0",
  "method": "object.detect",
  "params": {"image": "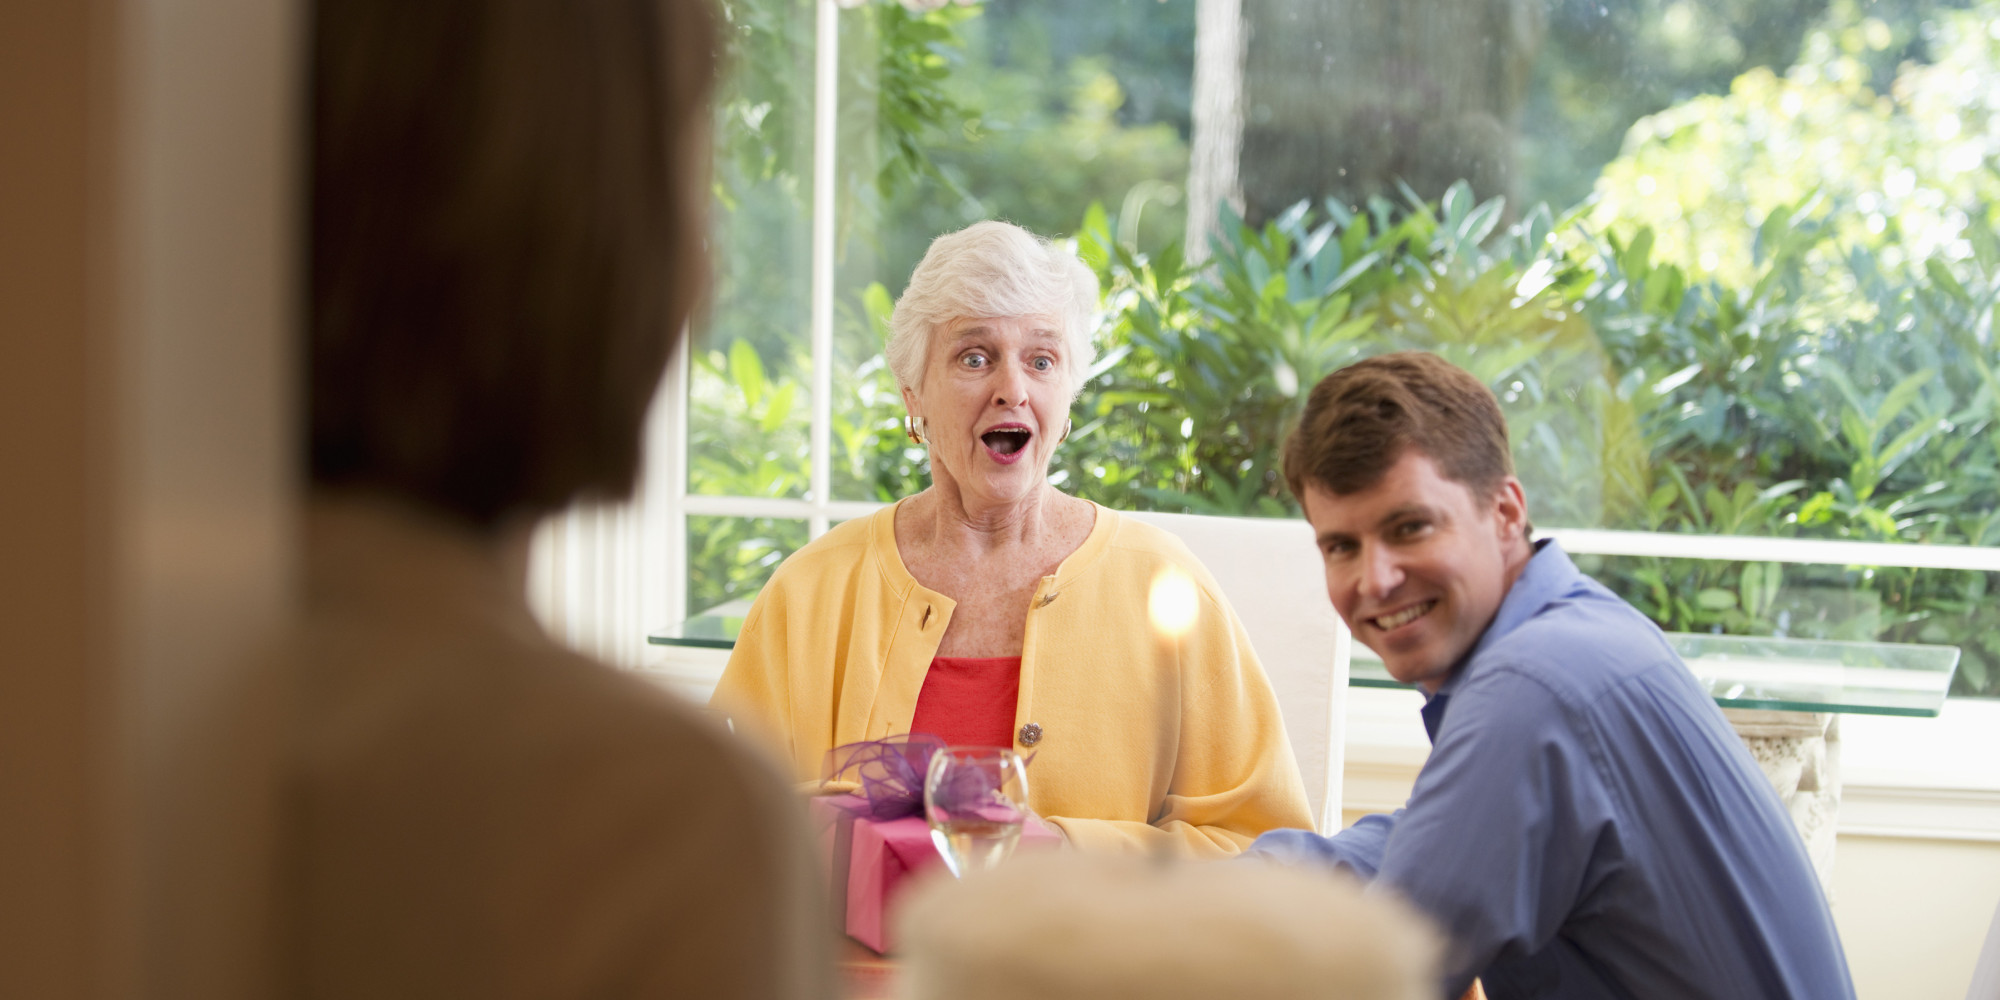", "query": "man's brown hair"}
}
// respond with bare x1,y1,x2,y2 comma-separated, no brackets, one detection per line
1283,351,1516,501
310,0,718,529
